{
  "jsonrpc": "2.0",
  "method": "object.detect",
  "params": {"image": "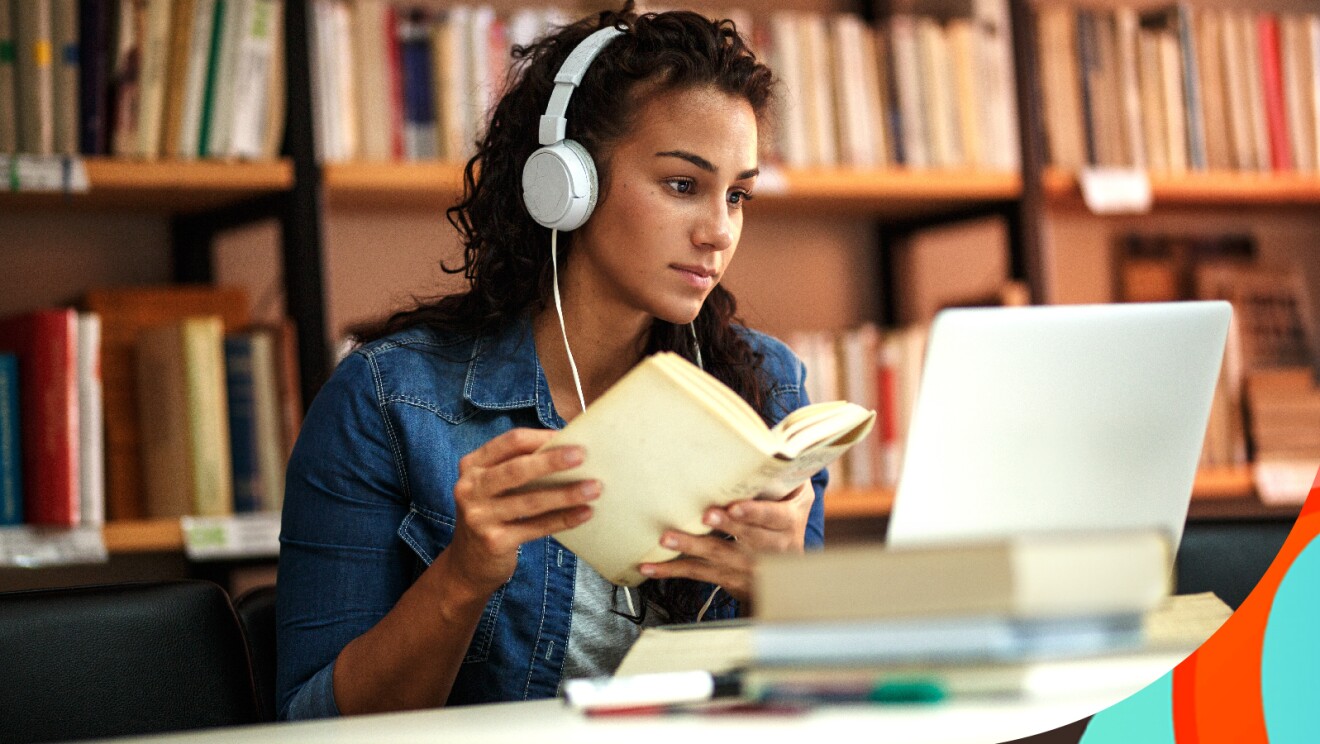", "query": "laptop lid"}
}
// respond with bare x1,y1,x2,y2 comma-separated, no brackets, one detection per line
886,301,1232,556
